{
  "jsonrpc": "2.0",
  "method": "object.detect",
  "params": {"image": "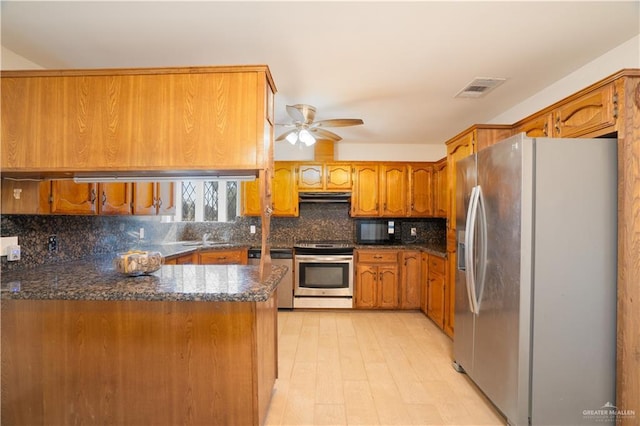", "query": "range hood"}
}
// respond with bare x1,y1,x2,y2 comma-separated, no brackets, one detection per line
298,192,351,203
